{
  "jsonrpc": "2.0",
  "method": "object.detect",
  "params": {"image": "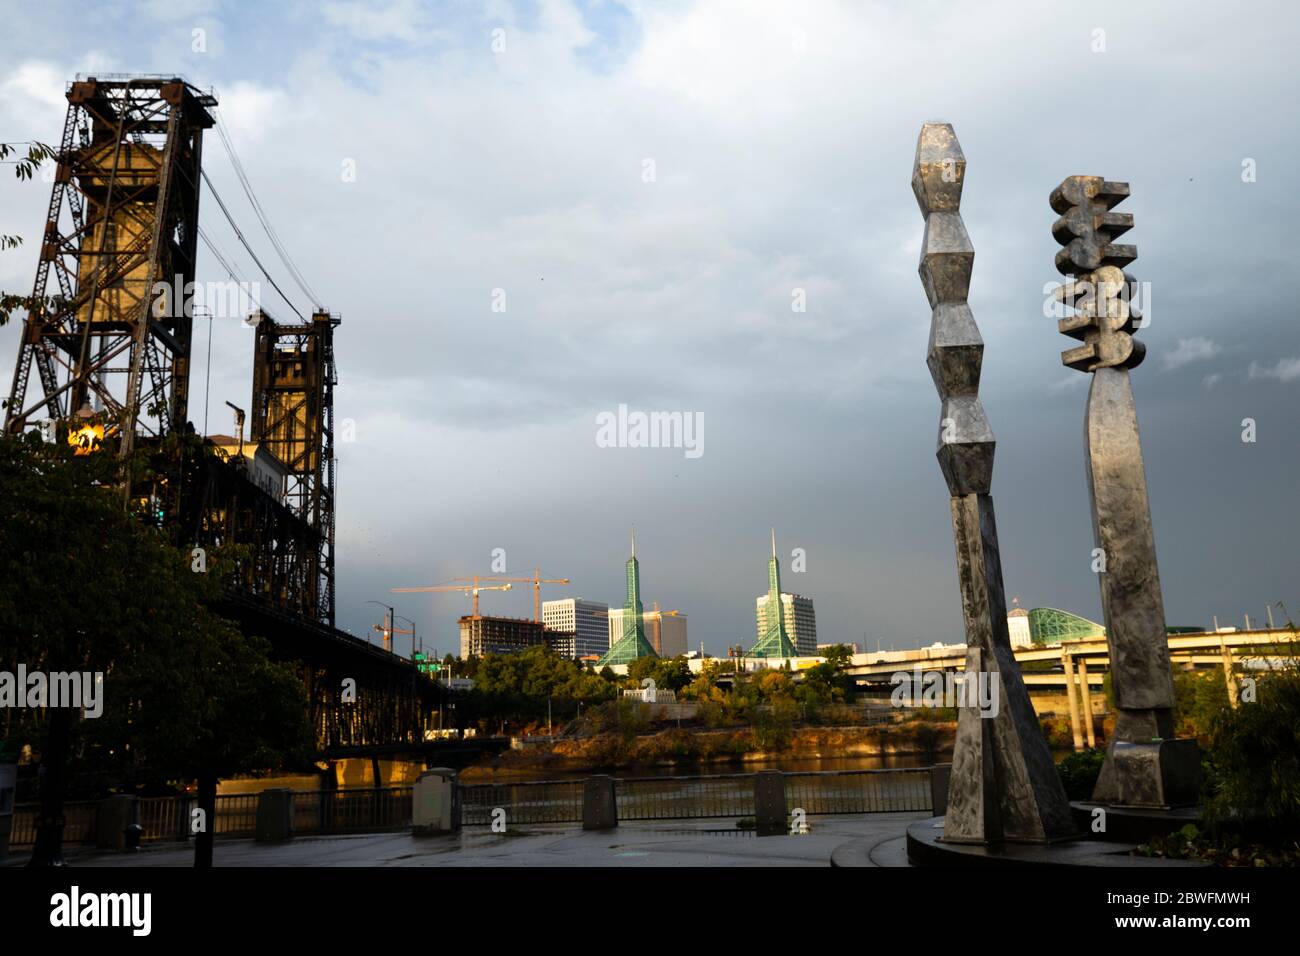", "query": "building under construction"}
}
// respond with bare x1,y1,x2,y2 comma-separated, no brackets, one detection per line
459,616,546,658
